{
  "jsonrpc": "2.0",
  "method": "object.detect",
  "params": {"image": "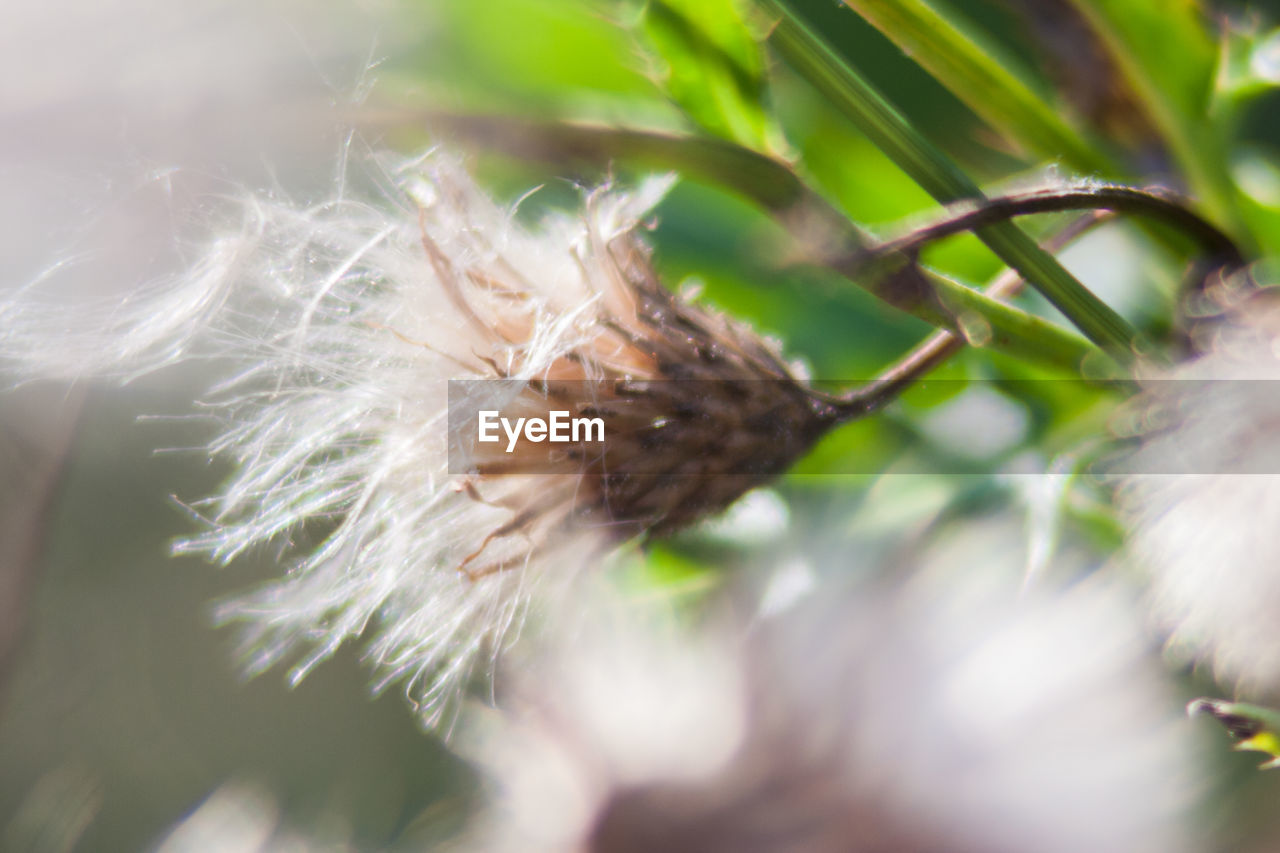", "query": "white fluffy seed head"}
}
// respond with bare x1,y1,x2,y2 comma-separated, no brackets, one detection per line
459,564,1201,853
1118,297,1280,696
2,150,833,725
